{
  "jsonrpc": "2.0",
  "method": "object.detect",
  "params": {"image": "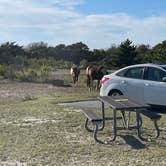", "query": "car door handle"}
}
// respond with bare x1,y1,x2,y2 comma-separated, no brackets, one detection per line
145,83,152,86
121,80,126,84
